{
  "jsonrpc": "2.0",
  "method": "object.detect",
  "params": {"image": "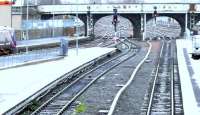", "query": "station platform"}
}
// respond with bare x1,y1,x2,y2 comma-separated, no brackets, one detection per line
0,36,90,70
0,47,116,114
16,36,89,49
176,39,200,115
